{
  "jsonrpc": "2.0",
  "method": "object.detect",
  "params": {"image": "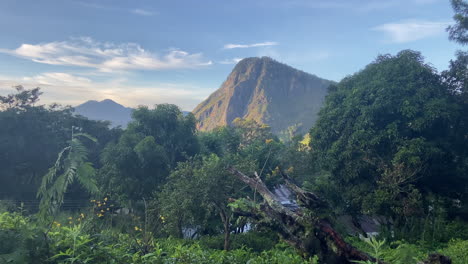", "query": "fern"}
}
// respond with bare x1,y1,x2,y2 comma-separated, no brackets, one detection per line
37,133,99,222
353,236,386,264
